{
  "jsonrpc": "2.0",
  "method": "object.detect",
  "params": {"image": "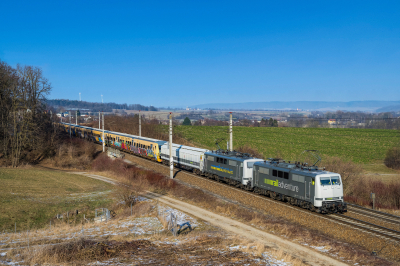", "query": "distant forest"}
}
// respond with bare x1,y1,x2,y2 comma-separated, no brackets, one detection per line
46,99,158,112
